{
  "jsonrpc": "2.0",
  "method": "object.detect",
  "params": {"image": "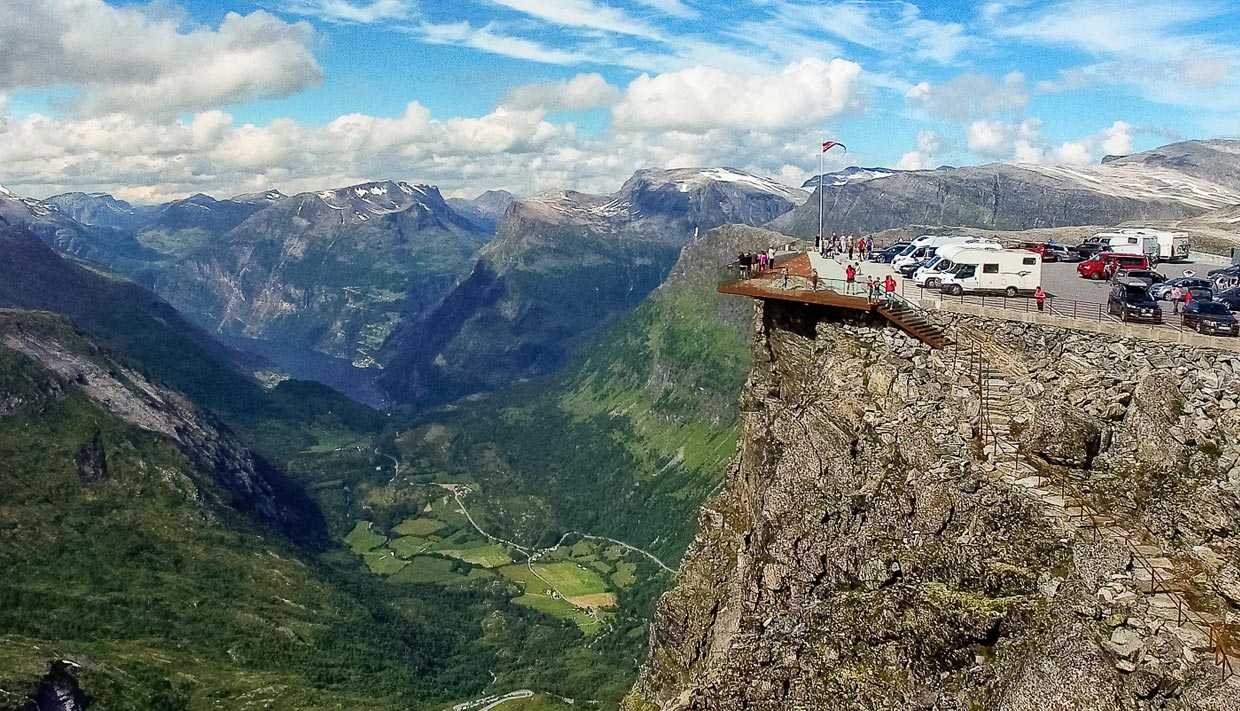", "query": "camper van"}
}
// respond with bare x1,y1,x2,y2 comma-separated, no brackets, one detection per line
913,243,1003,288
938,249,1043,297
1117,228,1191,261
891,235,999,271
1091,232,1160,263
